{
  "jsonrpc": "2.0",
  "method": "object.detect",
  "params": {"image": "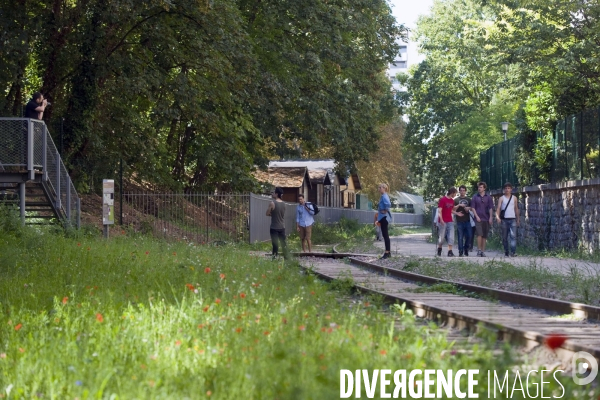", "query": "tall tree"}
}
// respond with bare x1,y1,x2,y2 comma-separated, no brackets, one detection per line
0,0,405,192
